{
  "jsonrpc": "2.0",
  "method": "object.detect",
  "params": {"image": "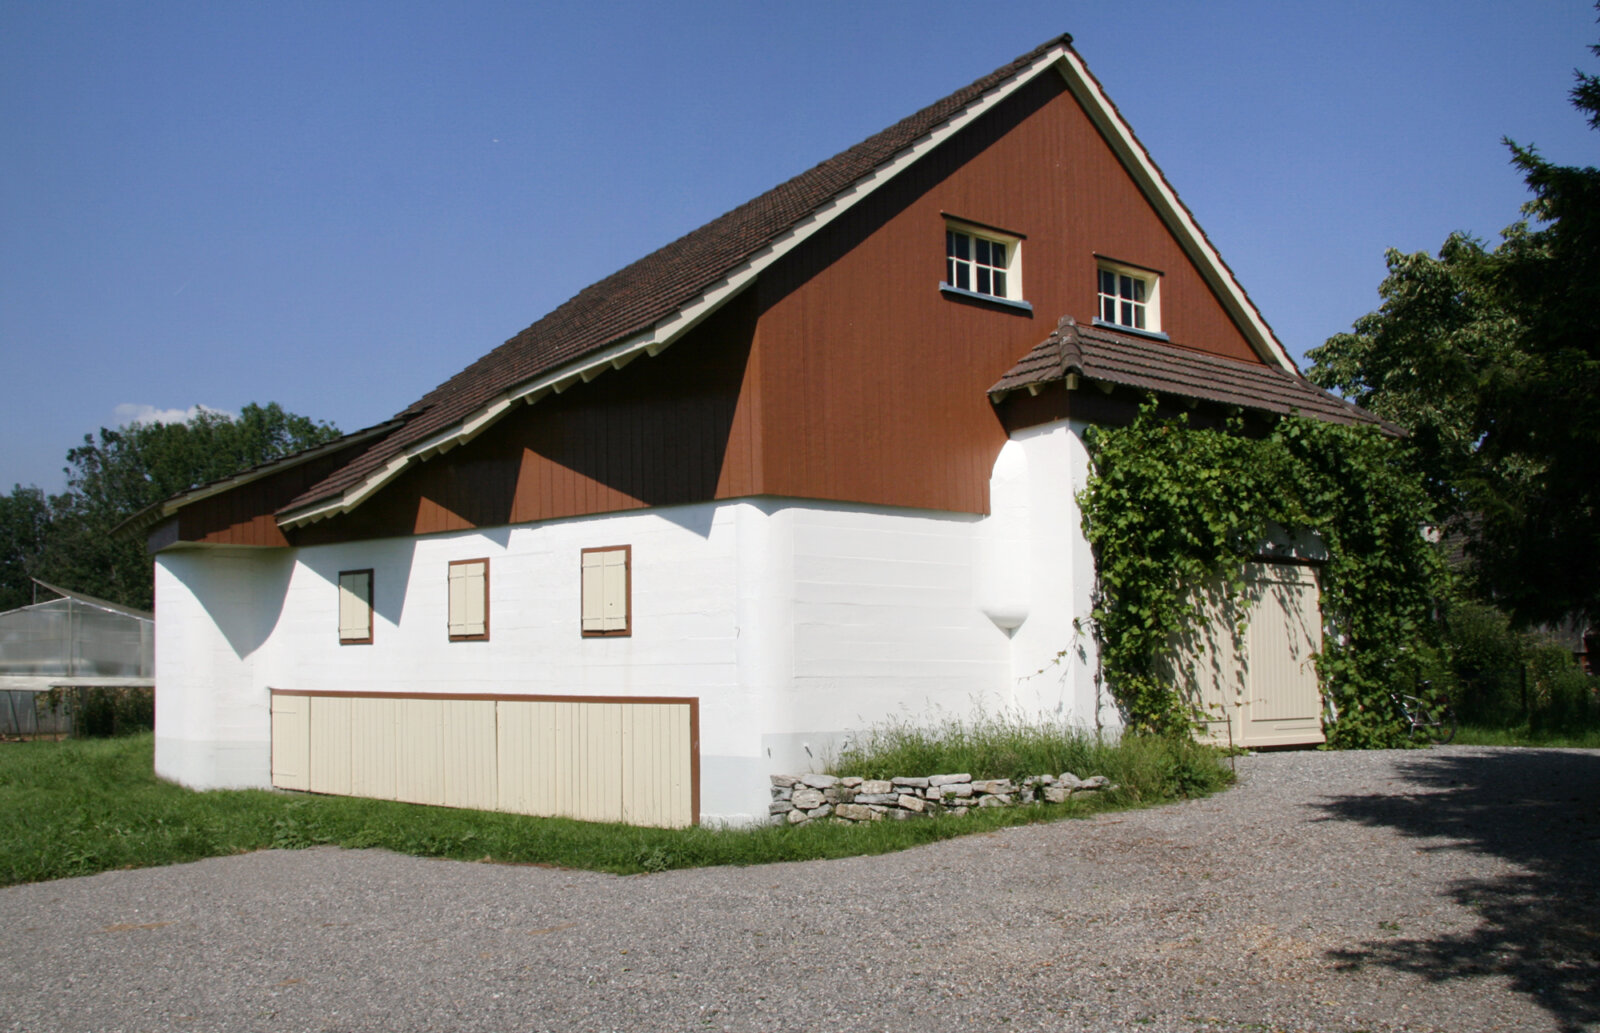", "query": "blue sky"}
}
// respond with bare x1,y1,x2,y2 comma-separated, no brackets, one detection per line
2,1,1596,495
